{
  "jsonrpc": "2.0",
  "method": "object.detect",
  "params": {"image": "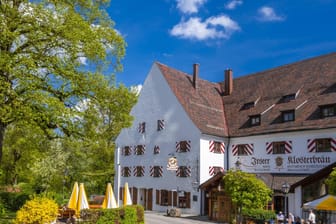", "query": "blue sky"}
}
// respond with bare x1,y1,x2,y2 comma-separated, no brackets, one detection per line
108,0,336,87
